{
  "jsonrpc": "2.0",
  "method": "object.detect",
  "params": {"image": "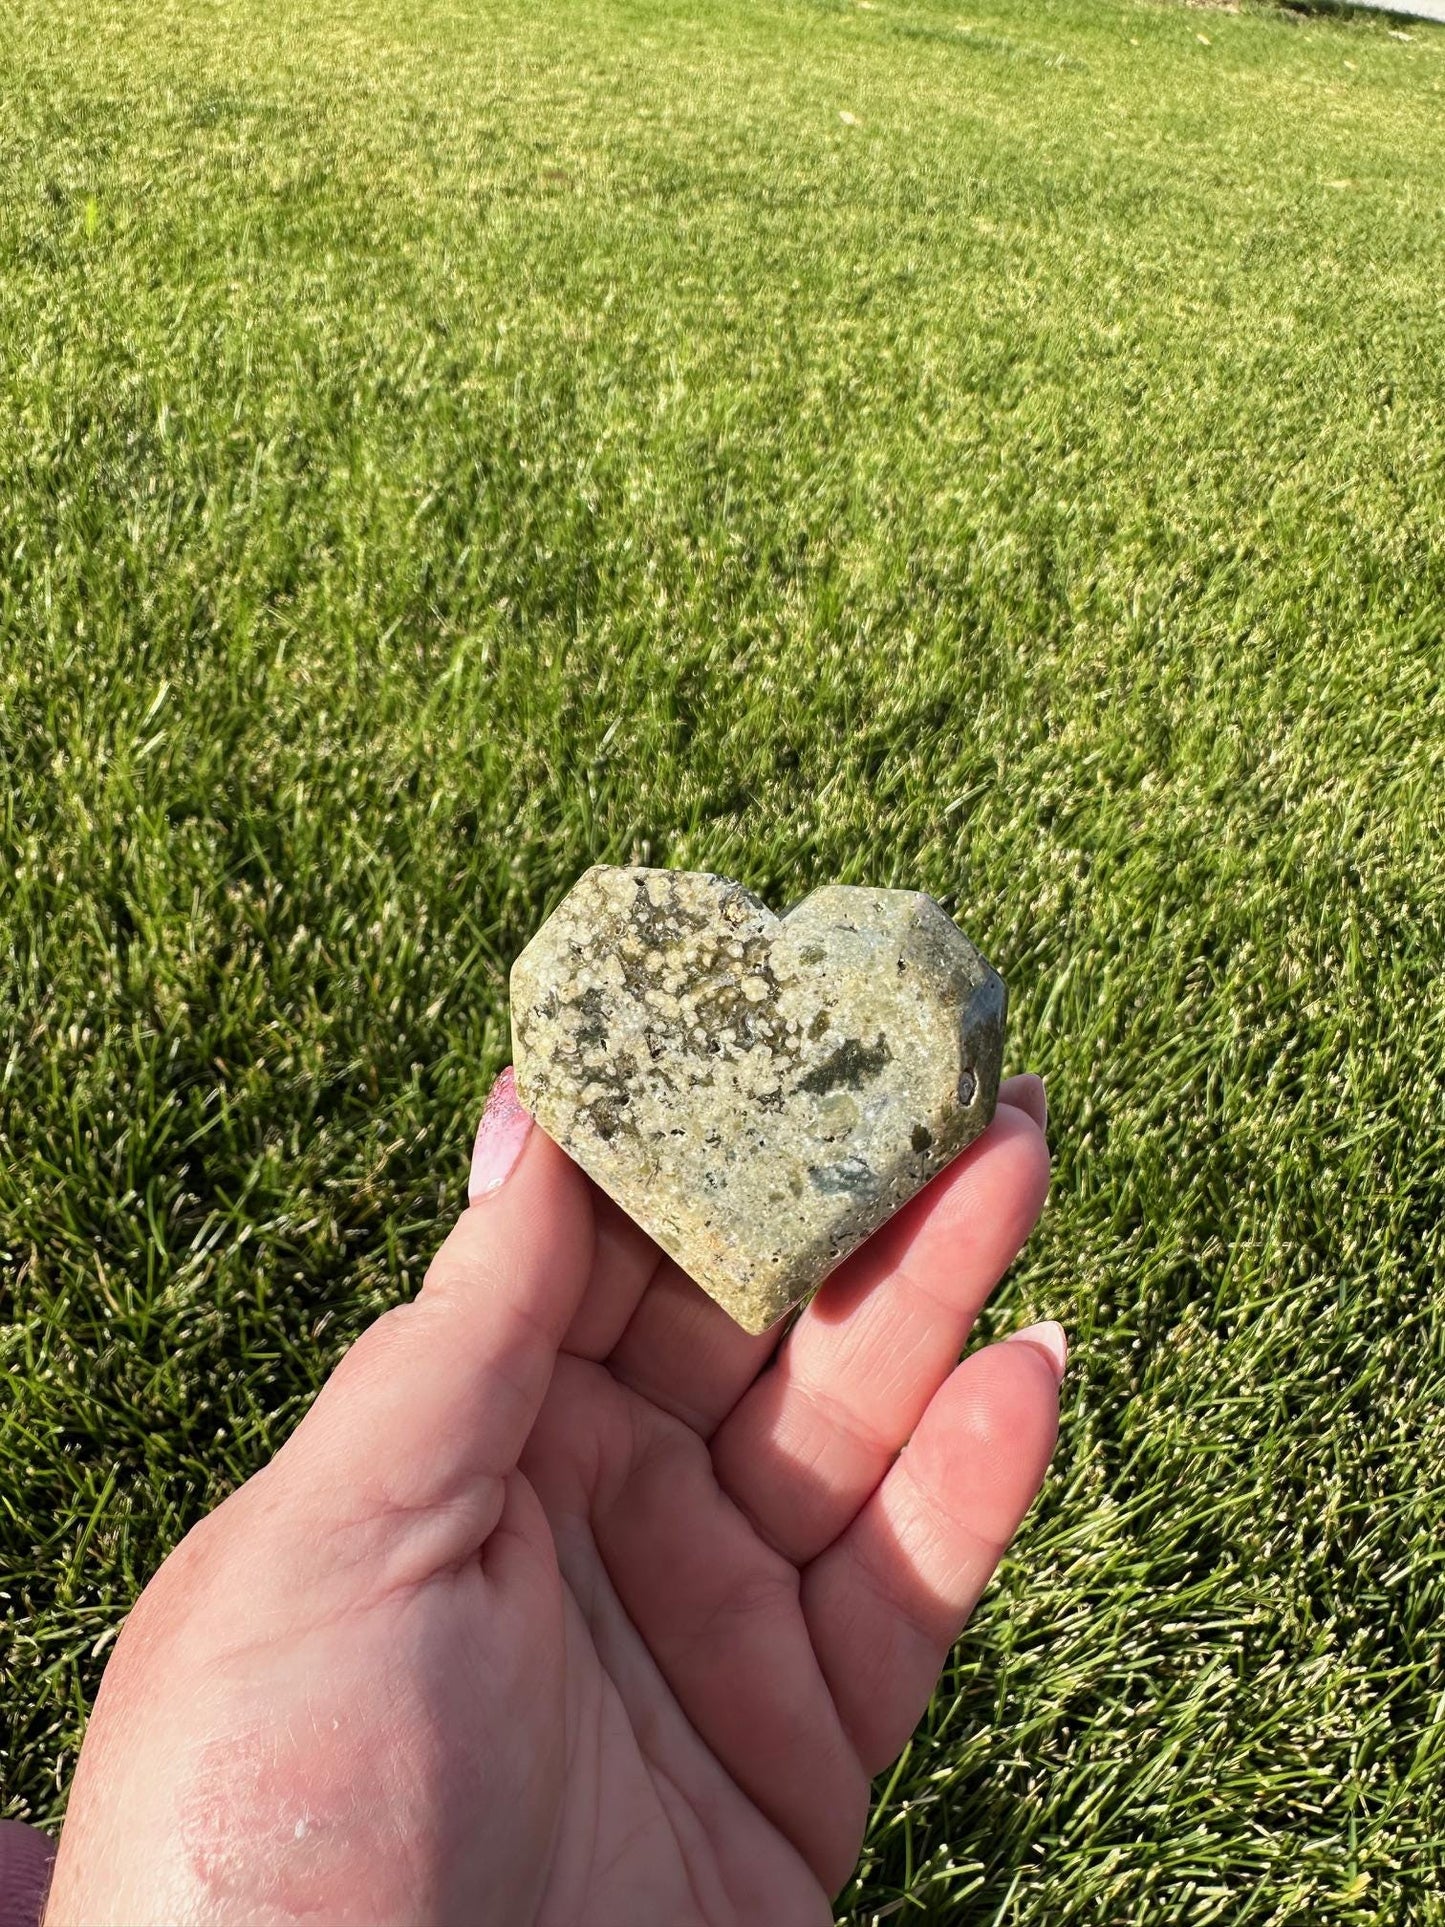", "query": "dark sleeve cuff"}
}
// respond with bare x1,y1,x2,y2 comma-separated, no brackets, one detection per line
0,1821,56,1927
